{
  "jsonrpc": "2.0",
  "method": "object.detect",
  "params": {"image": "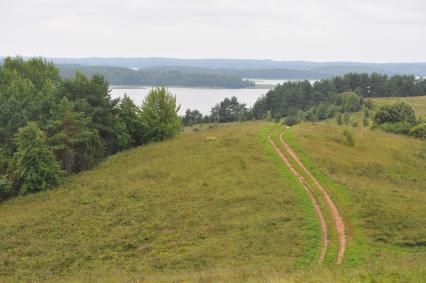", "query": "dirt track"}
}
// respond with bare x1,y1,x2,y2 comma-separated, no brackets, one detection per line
268,134,328,264
279,131,346,265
